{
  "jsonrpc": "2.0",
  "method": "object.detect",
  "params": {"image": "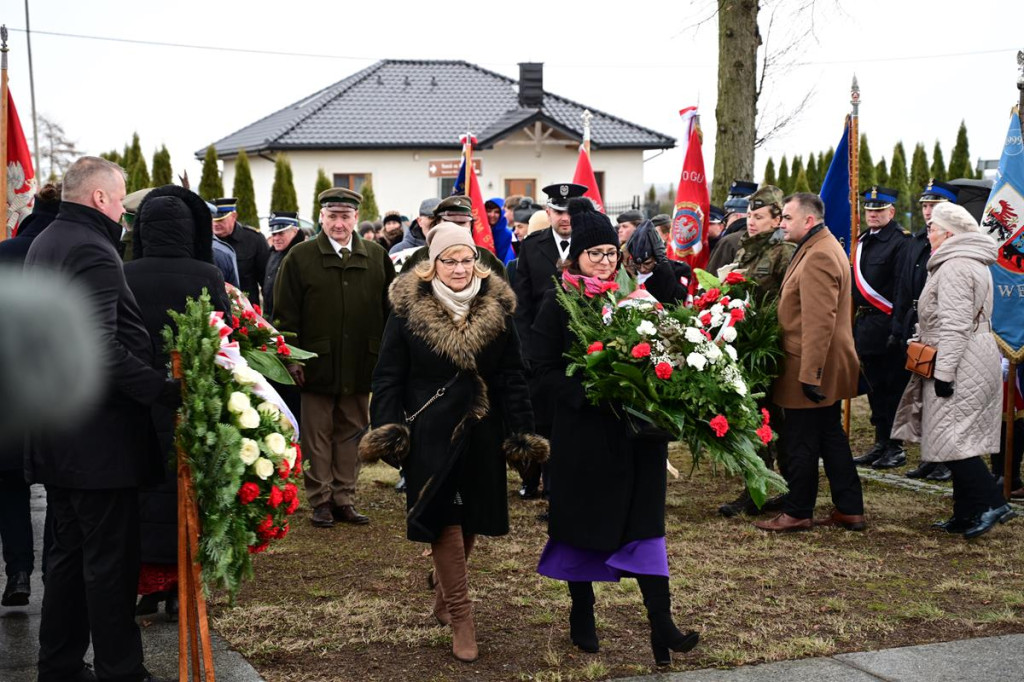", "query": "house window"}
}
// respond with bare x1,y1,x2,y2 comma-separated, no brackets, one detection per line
333,173,370,193
439,178,457,197
504,178,536,201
